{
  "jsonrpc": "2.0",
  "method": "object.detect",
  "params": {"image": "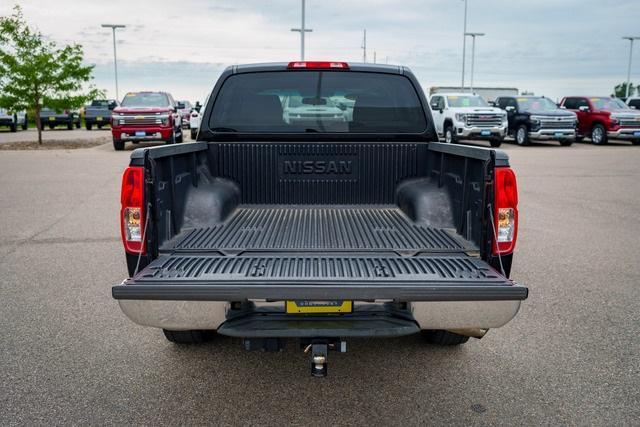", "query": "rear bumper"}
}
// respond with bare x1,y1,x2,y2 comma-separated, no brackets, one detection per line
41,118,72,125
607,128,640,139
116,298,523,334
112,126,173,141
113,281,527,334
85,116,110,125
529,128,575,140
